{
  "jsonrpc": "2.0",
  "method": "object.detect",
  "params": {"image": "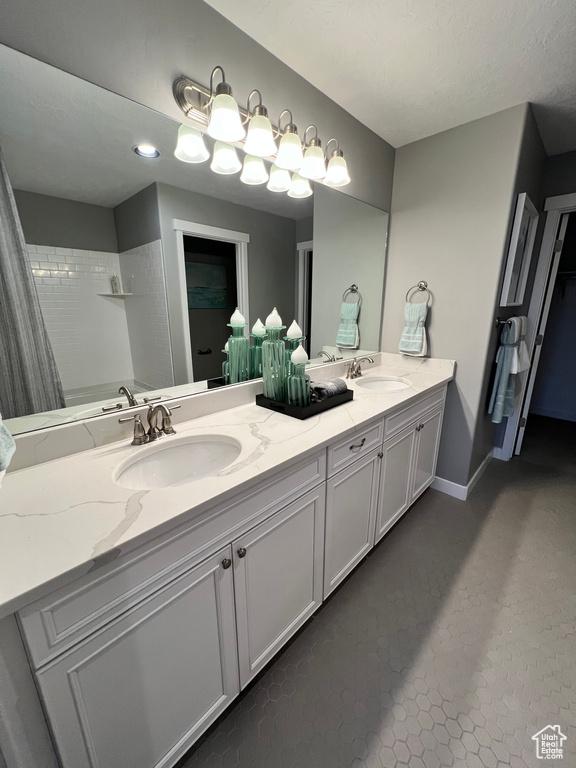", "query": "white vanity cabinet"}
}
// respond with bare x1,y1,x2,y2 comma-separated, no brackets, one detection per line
33,547,239,768
233,487,325,687
376,389,446,543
